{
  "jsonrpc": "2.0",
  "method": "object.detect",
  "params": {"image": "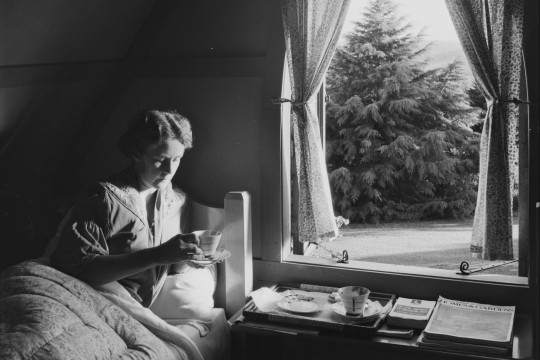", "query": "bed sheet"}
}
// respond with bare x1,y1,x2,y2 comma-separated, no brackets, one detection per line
178,308,231,360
